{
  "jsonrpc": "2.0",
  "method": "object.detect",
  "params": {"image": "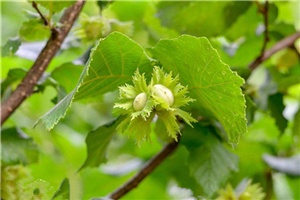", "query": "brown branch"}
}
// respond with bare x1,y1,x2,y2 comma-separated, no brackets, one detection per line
248,31,300,70
106,138,180,200
32,1,49,26
1,1,85,125
265,169,273,200
248,1,270,70
260,0,269,54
